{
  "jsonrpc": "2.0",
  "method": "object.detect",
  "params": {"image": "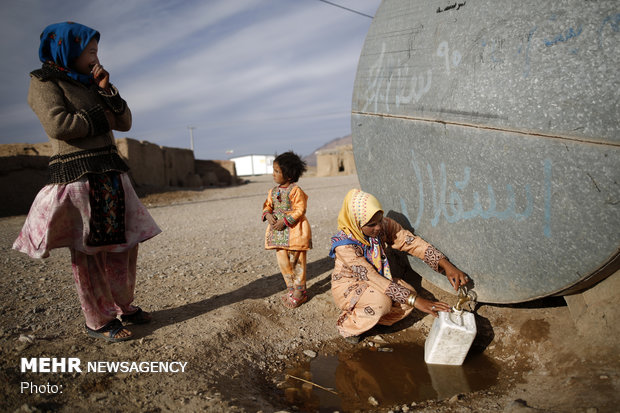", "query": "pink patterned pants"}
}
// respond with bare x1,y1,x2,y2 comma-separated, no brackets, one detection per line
70,245,139,330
